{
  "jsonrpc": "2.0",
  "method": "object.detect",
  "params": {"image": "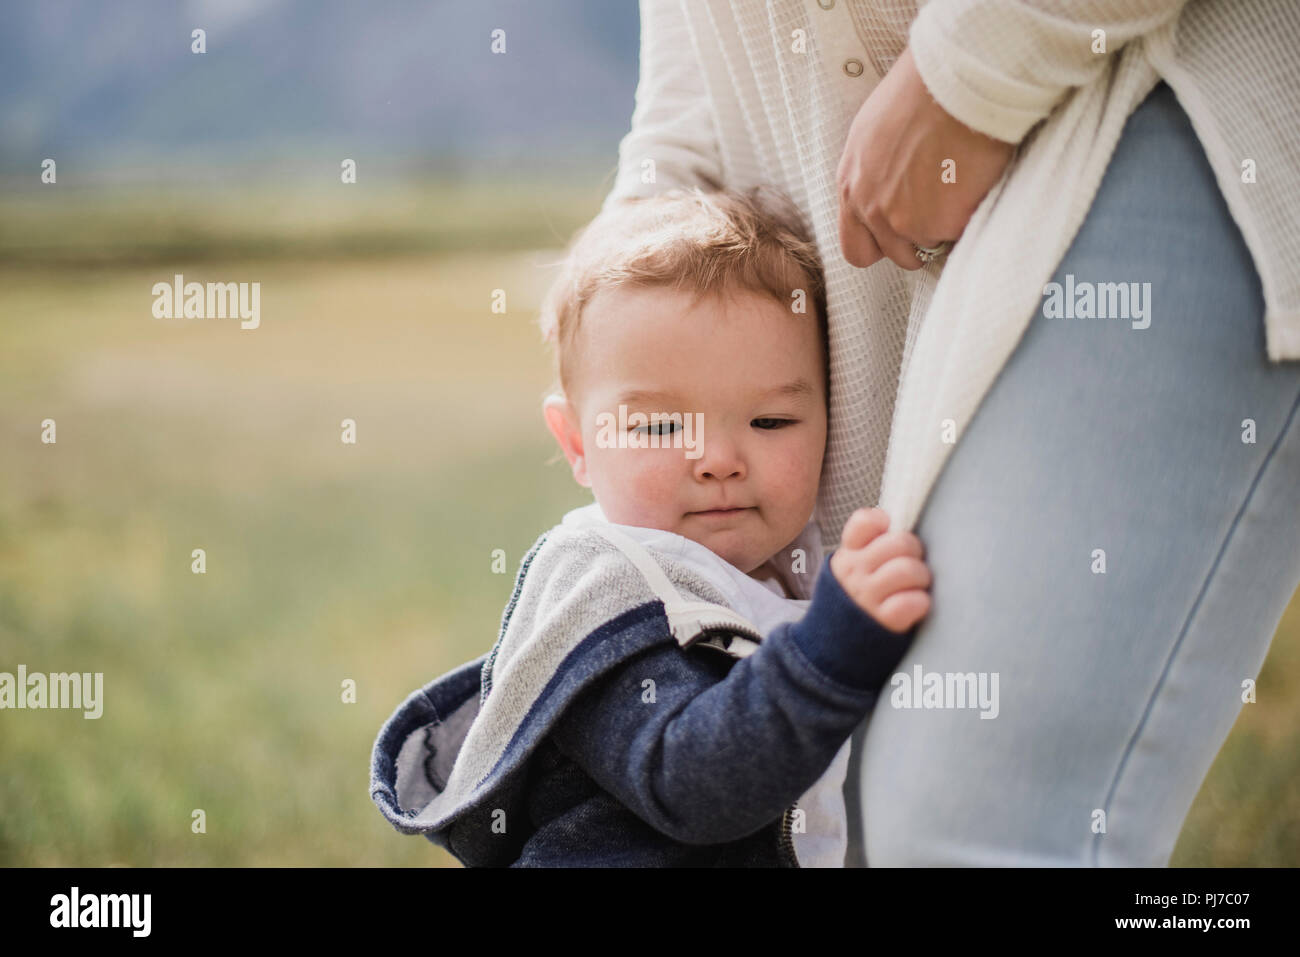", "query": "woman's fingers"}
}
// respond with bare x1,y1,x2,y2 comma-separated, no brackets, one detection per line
835,45,1014,271
838,199,885,268
865,208,926,271
838,142,948,271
